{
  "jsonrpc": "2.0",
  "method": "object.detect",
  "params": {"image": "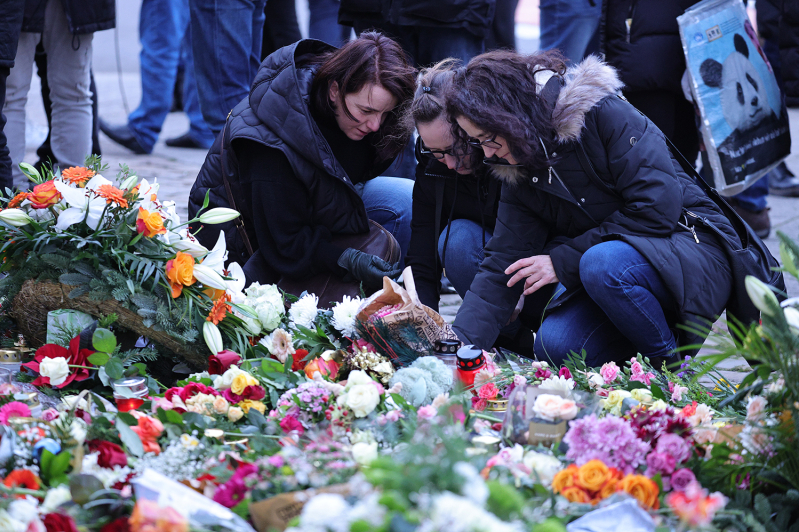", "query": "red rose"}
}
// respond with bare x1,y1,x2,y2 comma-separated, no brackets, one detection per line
177,382,219,402
43,513,79,532
279,415,304,435
222,385,265,404
164,387,182,402
22,336,94,389
87,440,128,468
208,350,241,375
100,517,131,532
559,367,572,380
